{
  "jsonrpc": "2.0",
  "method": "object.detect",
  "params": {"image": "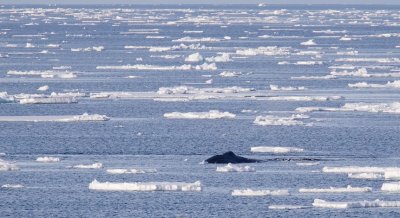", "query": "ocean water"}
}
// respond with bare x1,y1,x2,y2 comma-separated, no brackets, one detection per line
1,4,400,217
